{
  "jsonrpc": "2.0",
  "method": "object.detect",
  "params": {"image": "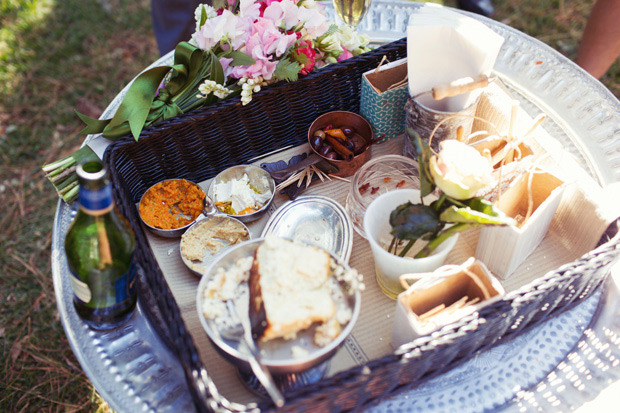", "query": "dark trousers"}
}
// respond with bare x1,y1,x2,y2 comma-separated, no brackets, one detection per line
151,0,207,56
